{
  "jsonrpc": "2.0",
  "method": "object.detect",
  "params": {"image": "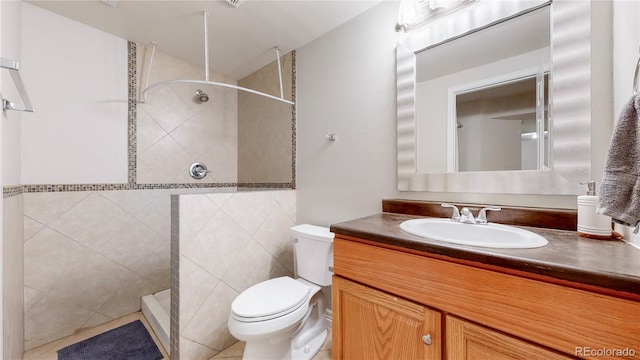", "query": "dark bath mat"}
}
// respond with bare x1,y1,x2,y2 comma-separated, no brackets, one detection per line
57,320,163,360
